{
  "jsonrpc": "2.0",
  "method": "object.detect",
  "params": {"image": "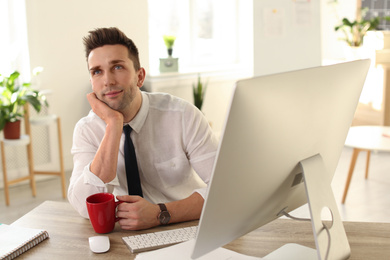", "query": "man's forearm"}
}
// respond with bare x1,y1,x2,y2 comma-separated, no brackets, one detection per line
165,192,204,224
90,122,123,183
